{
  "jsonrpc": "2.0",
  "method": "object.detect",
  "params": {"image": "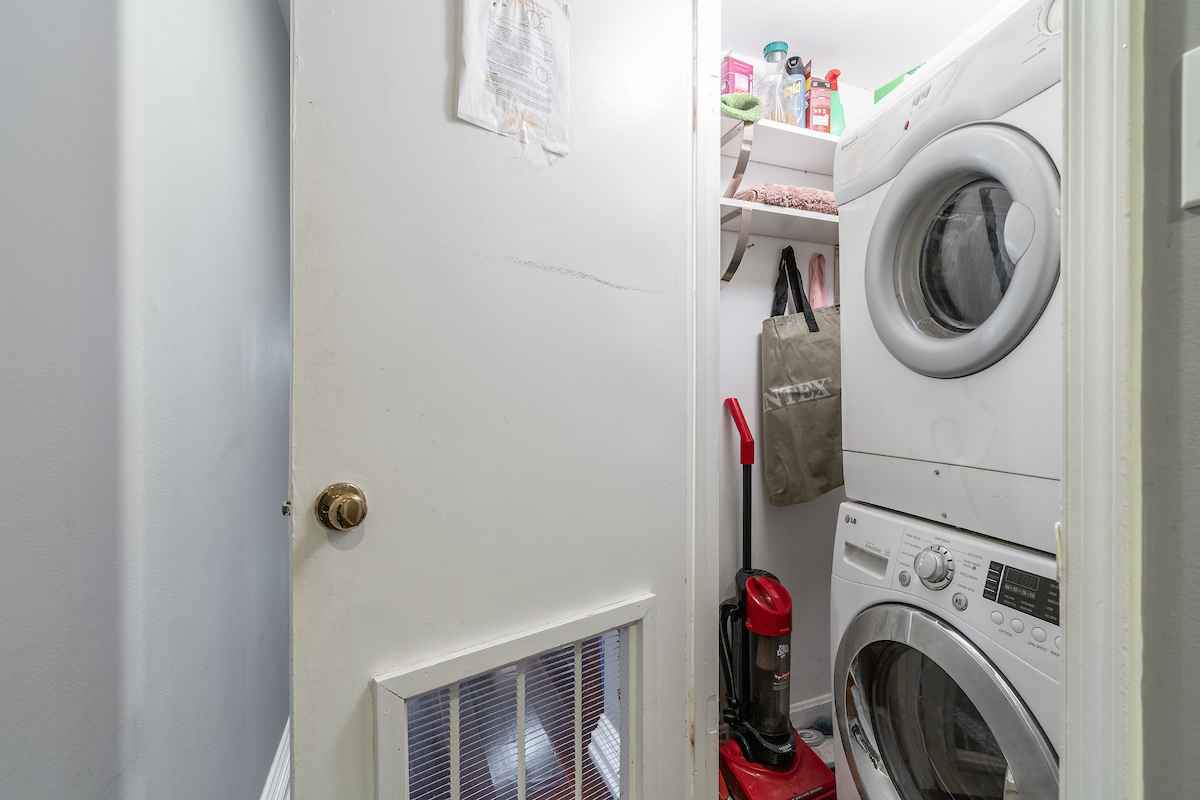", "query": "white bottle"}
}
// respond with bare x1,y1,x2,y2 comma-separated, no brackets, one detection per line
756,42,788,122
